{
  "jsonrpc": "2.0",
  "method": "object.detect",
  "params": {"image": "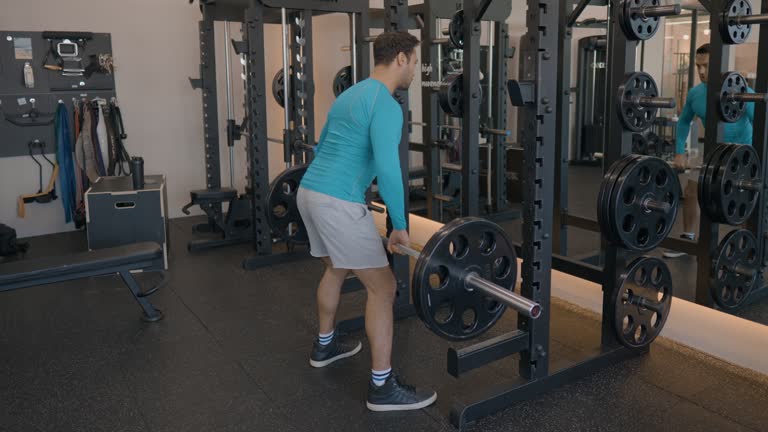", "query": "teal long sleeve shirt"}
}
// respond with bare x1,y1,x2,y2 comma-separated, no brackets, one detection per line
300,78,407,230
675,82,754,154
